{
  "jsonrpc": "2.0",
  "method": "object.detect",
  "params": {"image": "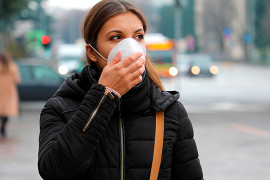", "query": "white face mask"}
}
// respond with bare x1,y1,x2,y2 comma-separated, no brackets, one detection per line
89,38,146,63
